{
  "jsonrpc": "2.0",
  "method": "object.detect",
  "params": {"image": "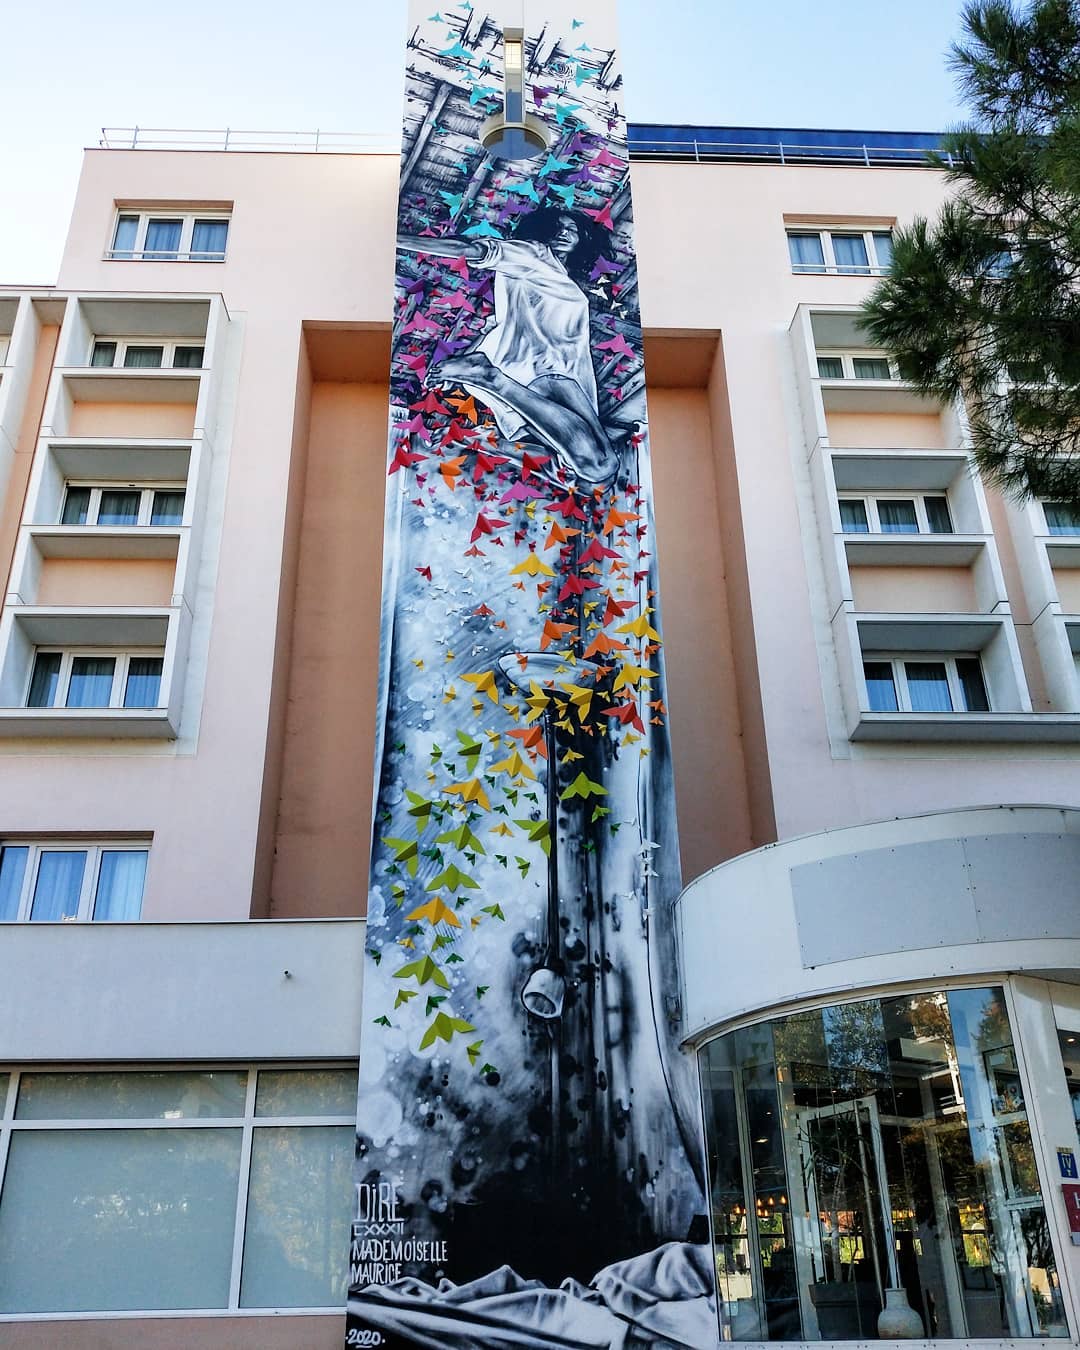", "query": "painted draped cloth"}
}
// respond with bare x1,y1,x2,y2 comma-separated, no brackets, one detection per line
467,239,599,441
347,1242,716,1349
